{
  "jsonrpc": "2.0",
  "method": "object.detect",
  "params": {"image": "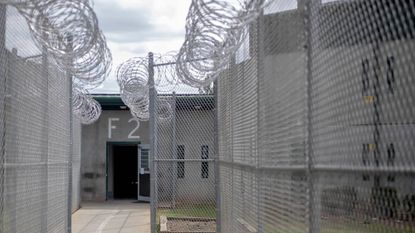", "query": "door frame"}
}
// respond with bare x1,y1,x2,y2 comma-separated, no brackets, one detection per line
138,144,150,202
106,141,140,200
